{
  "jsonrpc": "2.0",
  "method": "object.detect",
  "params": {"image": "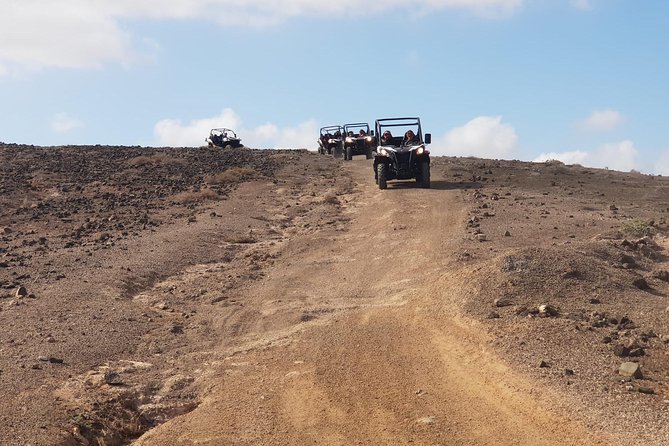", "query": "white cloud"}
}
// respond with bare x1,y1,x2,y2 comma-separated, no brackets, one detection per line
581,109,625,131
0,0,524,74
50,113,83,133
0,2,135,75
570,0,592,11
154,108,241,147
654,152,669,176
153,109,318,149
433,115,518,158
534,140,640,172
533,150,588,165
